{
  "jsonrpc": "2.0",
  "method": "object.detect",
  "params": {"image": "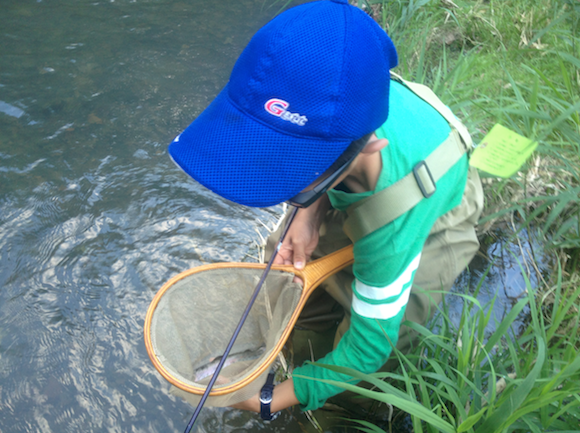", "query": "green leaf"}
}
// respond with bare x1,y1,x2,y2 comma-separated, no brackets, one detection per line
474,334,546,433
526,12,569,47
557,52,580,73
537,100,580,142
402,321,457,354
504,390,580,426
296,374,456,433
457,407,486,433
547,398,580,426
540,355,580,396
300,363,416,402
341,418,387,433
482,298,528,361
542,192,576,232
